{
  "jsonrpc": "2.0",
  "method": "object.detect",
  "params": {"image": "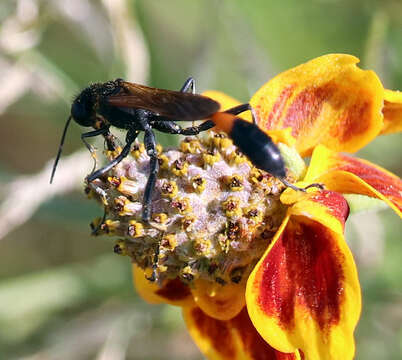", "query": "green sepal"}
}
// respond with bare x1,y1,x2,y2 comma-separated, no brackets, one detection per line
343,194,388,214
278,143,306,181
